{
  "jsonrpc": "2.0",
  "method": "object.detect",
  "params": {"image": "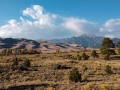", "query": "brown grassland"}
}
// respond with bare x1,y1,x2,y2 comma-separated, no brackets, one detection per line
0,49,120,90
